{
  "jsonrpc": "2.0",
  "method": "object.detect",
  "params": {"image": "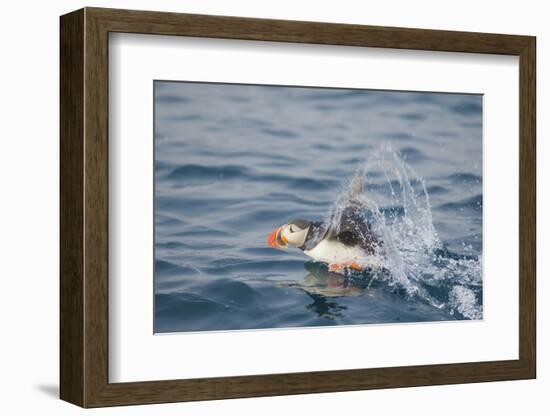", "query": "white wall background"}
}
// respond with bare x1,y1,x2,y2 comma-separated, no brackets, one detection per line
0,0,545,414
